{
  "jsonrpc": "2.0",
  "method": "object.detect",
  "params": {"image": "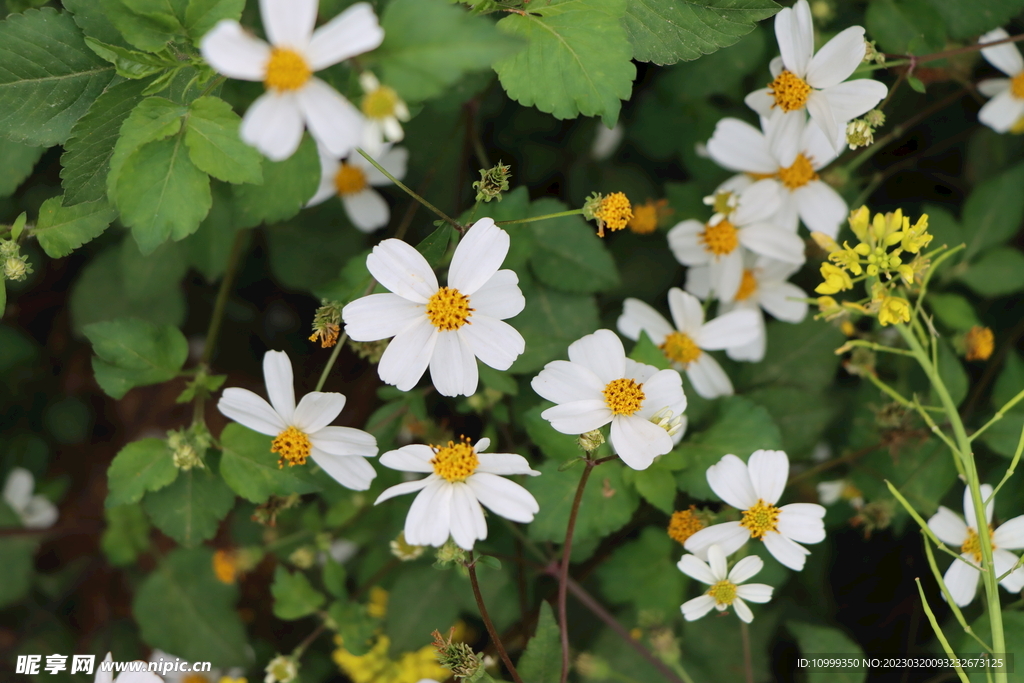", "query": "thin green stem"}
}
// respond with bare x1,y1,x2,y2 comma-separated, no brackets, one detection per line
863,371,914,408
915,579,972,683
886,480,963,563
839,339,917,357
201,230,247,366
559,457,595,683
314,332,348,393
740,621,754,683
989,423,1024,503
971,388,1024,441
922,536,993,652
913,244,965,323
496,209,585,226
468,556,524,683
355,147,463,232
